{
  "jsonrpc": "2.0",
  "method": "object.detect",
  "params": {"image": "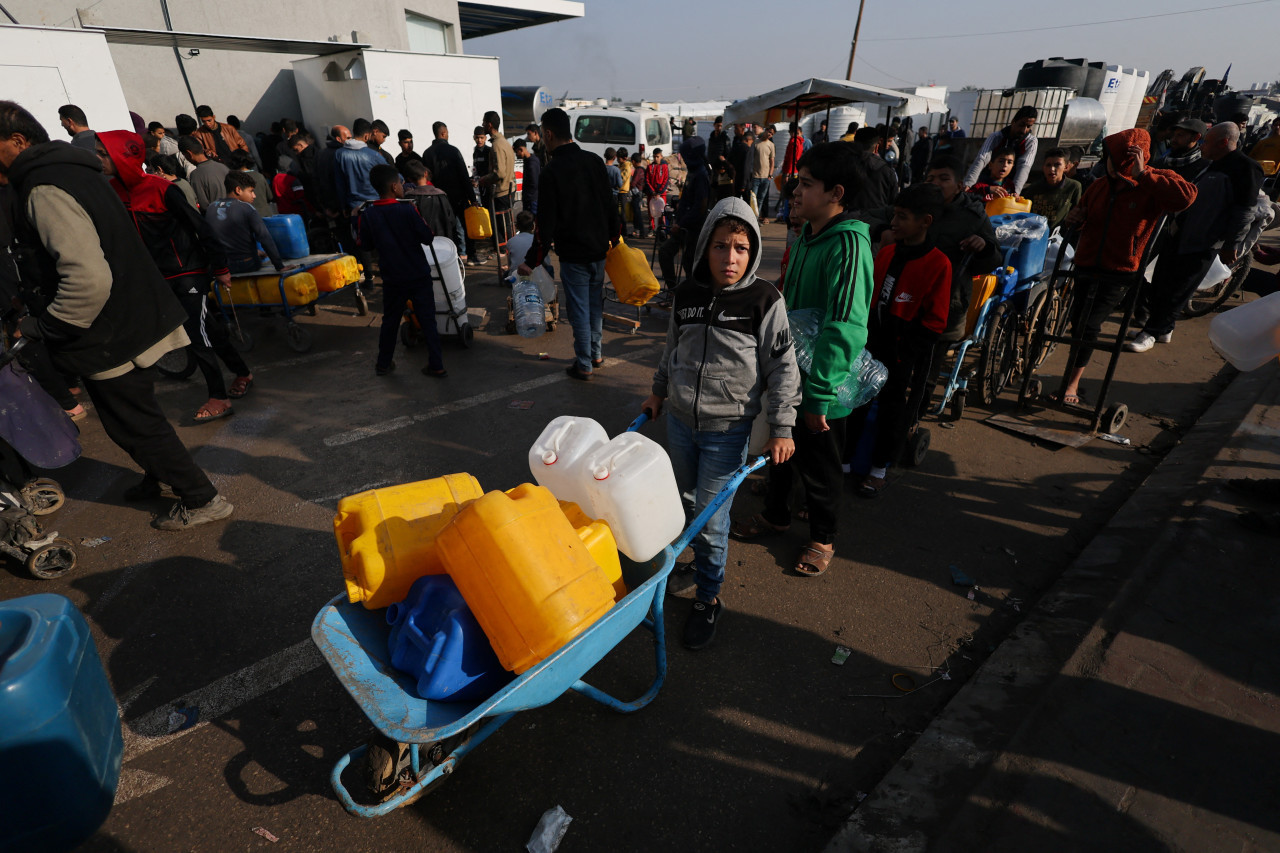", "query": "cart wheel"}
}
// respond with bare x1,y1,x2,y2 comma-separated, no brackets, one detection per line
548,320,558,331
458,324,474,348
1104,403,1129,434
156,347,197,379
26,537,76,580
949,390,966,421
399,323,420,348
975,303,1017,406
1026,378,1043,402
285,323,312,353
355,288,370,317
306,304,318,317
23,479,65,516
230,327,254,353
906,427,931,467
505,318,517,335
